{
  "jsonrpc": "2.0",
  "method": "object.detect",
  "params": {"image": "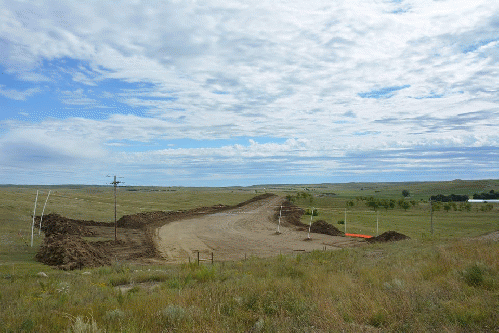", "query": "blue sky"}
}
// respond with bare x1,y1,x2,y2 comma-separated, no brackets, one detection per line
1,0,498,187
